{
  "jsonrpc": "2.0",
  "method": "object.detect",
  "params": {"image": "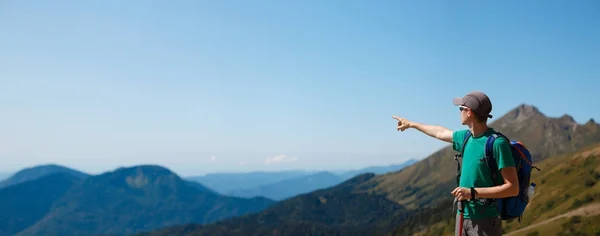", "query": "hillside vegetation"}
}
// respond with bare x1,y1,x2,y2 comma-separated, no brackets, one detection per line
389,142,600,235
